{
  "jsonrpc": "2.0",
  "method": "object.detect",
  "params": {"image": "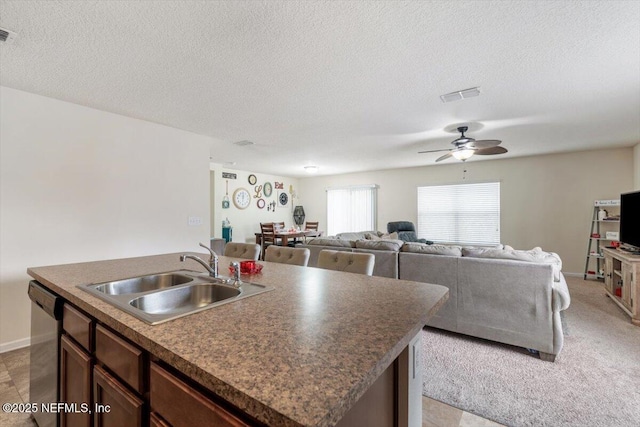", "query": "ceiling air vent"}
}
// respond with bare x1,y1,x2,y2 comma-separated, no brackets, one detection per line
440,87,480,103
233,140,254,147
0,27,17,44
